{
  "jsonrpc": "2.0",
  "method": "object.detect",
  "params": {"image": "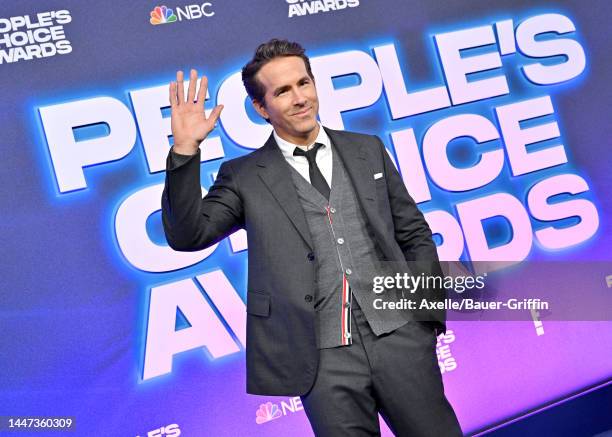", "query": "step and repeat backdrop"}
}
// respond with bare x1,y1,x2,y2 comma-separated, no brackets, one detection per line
2,1,611,436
